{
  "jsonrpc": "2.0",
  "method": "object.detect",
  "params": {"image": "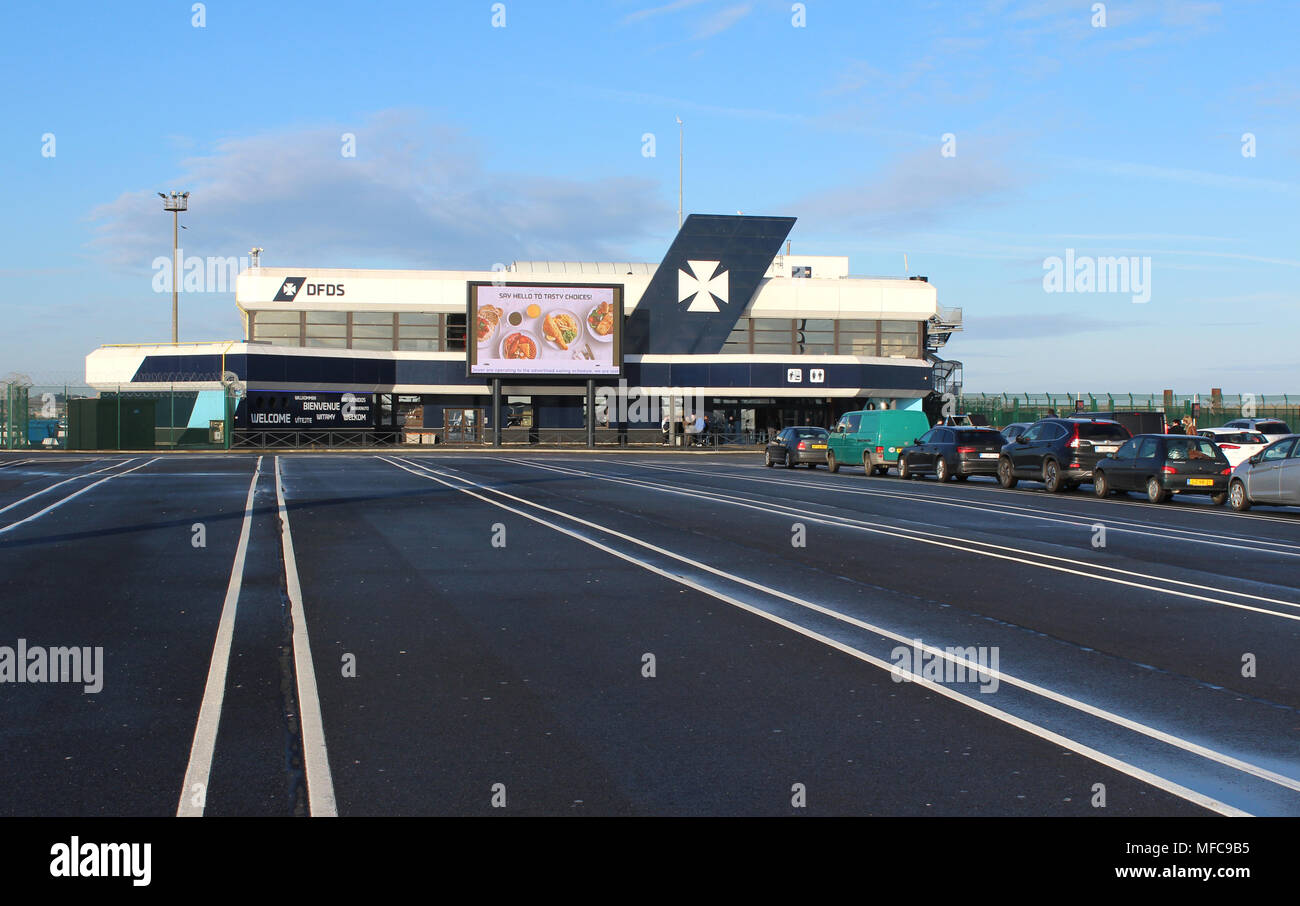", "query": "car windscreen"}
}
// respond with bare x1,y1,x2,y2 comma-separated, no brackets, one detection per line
1076,422,1130,440
1211,432,1266,444
1164,437,1222,461
955,430,1000,444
